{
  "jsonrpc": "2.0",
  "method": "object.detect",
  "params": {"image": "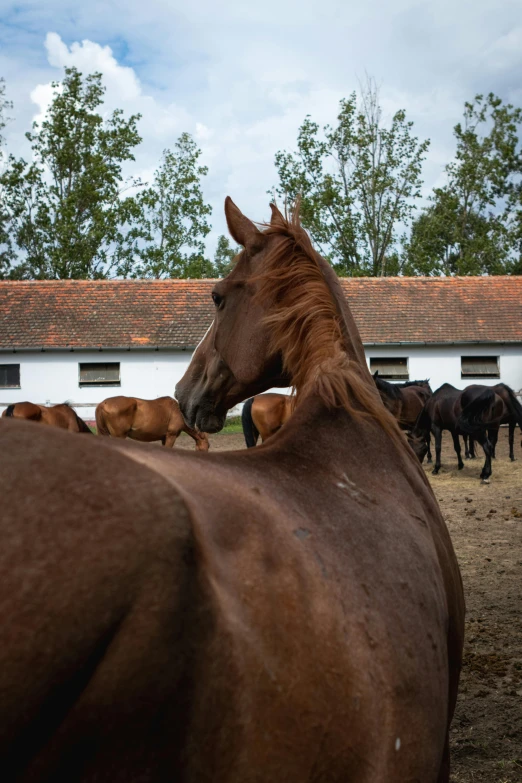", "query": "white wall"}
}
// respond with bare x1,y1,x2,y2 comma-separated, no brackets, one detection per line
0,350,192,420
1,343,521,419
365,343,522,397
